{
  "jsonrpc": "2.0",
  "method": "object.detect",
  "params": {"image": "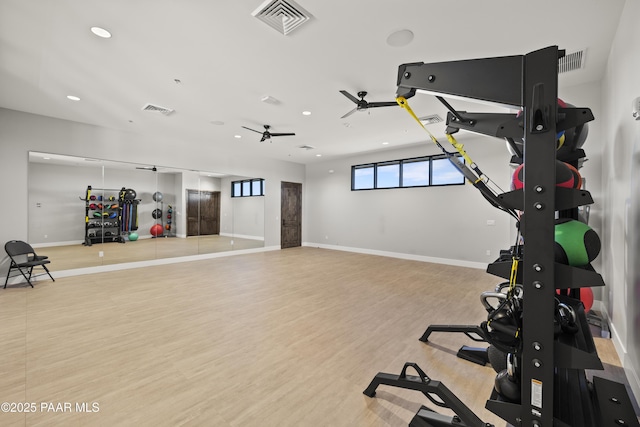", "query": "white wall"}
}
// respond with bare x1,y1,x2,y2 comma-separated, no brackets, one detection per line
600,0,640,402
220,176,265,240
305,135,513,266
